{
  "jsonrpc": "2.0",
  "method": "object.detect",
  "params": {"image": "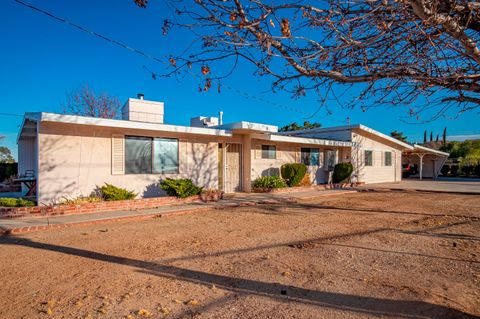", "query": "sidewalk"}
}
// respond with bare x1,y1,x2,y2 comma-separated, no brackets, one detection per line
0,189,354,235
